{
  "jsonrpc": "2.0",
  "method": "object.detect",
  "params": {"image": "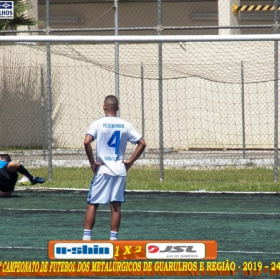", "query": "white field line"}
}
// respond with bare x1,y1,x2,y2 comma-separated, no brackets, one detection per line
14,187,280,195
1,208,280,215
